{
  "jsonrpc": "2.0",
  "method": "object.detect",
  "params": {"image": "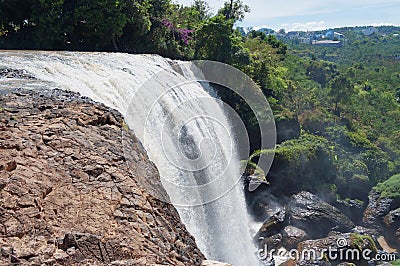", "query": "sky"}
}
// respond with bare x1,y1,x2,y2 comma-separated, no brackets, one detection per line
173,0,400,31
